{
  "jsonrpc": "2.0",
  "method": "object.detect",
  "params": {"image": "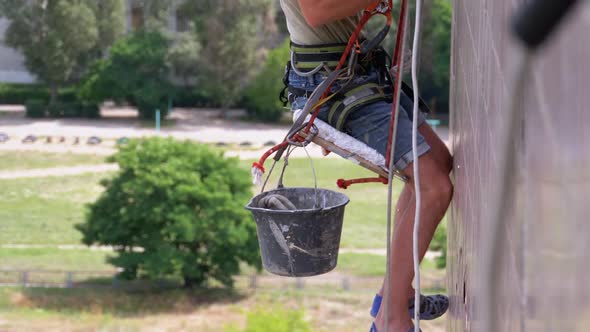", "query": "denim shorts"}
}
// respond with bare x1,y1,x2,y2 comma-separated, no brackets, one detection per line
288,70,430,171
